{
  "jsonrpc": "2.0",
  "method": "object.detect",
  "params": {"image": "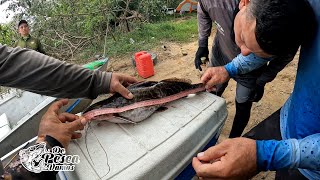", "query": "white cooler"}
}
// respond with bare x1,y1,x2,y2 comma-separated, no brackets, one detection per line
64,92,227,180
0,113,11,140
